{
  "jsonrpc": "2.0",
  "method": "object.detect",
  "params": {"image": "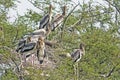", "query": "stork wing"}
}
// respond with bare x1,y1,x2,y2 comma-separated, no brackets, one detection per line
71,50,80,62
51,15,64,31
20,43,36,53
39,14,49,29
16,39,26,52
